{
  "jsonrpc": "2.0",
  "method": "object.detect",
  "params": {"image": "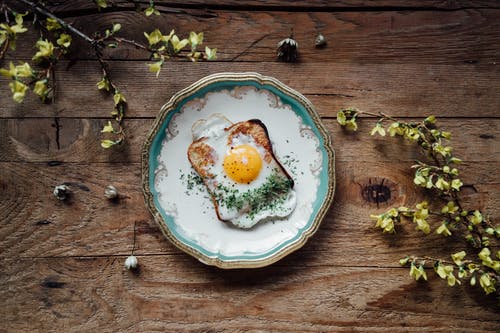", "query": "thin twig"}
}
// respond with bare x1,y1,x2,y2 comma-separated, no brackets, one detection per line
17,0,94,44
